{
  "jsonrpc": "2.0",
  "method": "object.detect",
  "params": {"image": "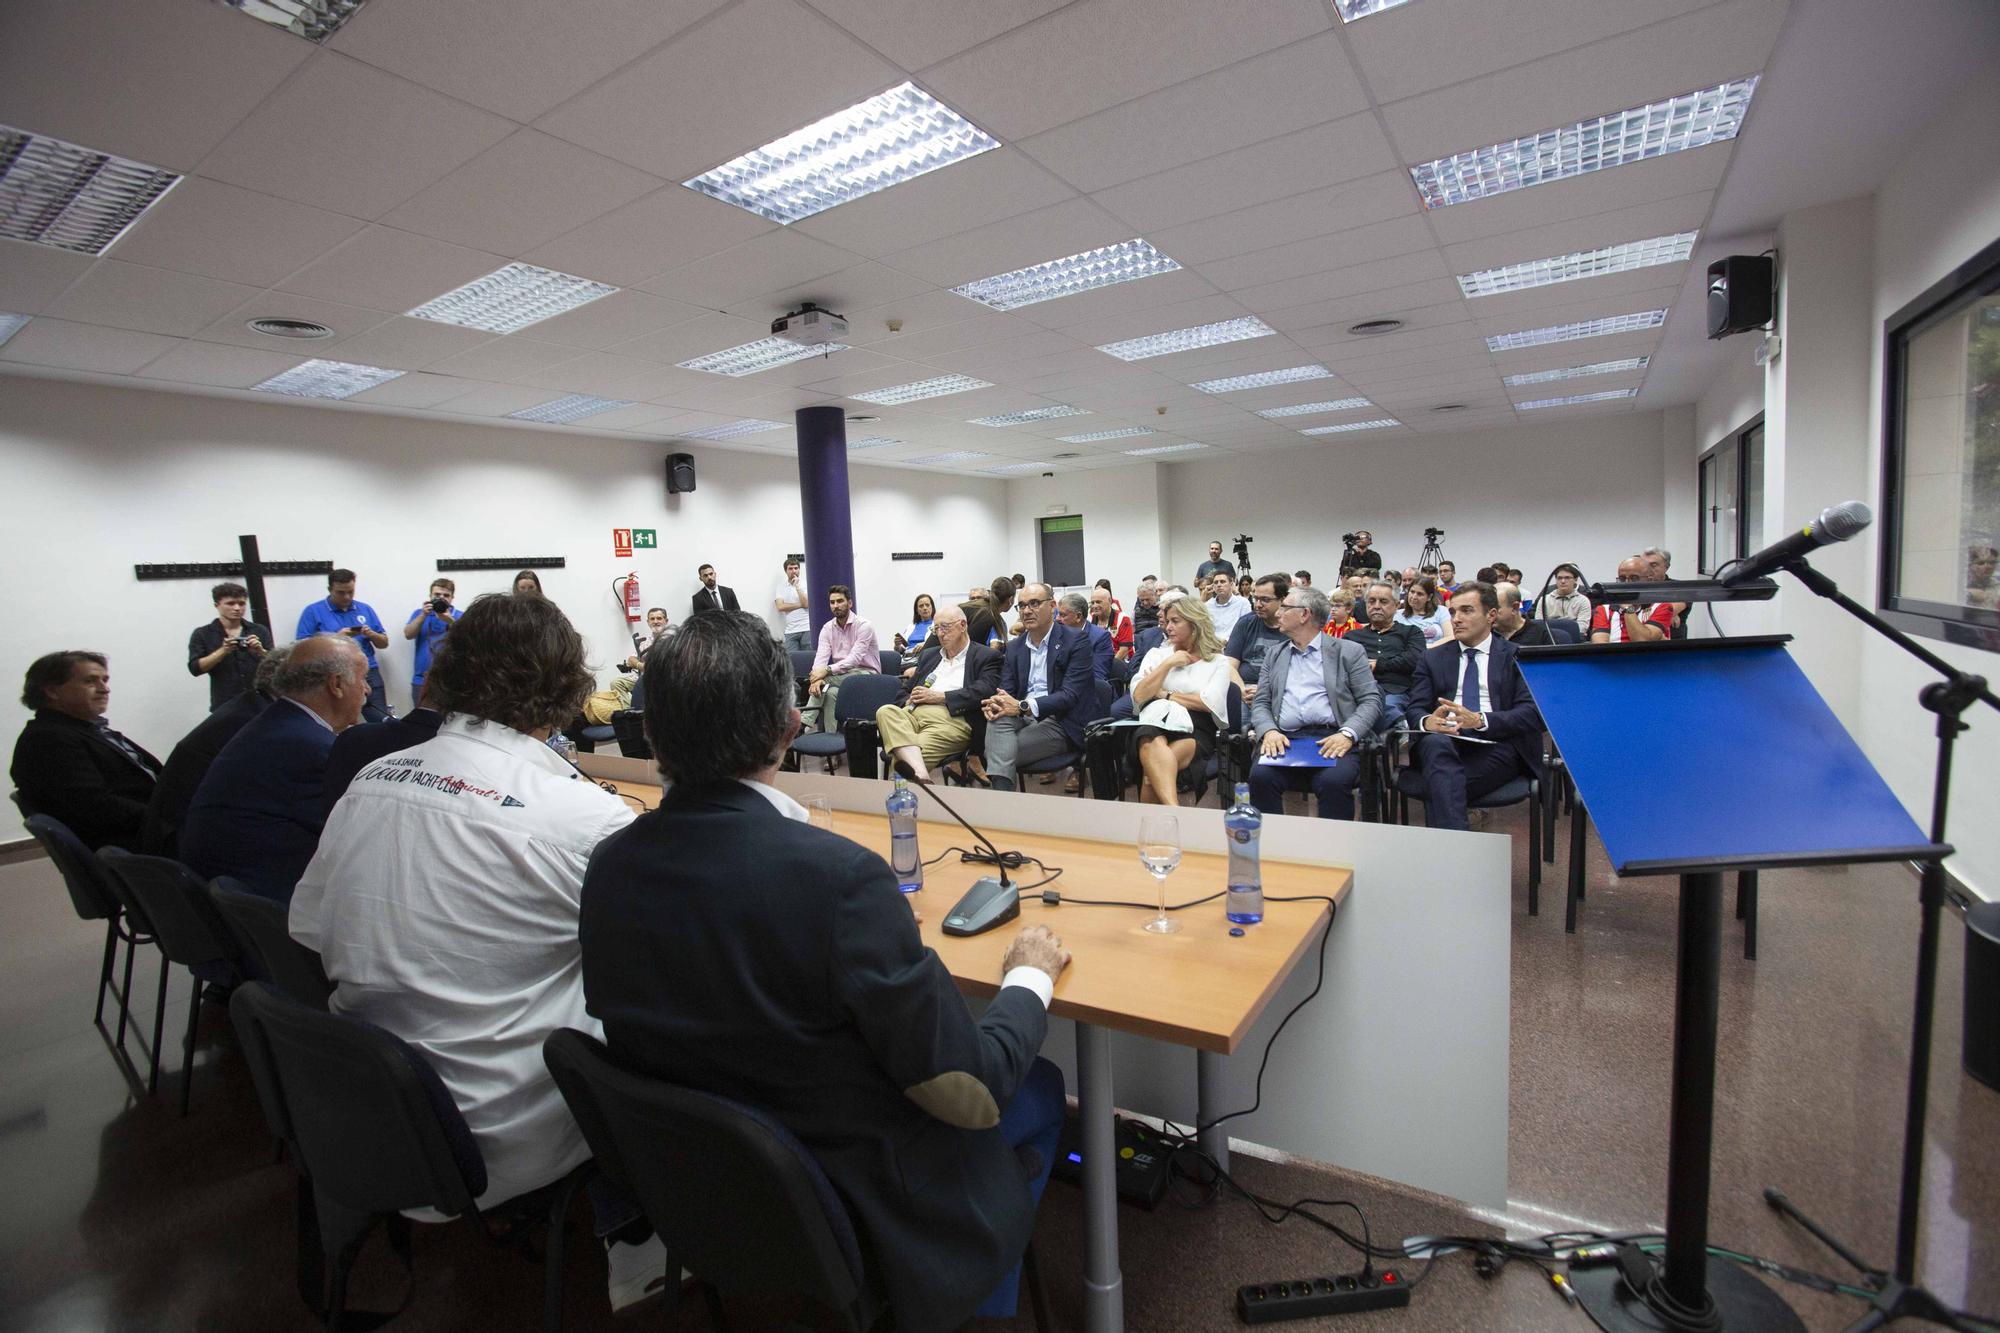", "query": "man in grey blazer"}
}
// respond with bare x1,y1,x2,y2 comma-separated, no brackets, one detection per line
1246,585,1382,819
